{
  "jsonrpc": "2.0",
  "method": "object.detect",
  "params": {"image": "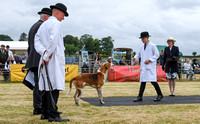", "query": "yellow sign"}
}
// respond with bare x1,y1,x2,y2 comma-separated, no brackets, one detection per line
65,65,78,81
10,64,26,82
10,64,78,82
